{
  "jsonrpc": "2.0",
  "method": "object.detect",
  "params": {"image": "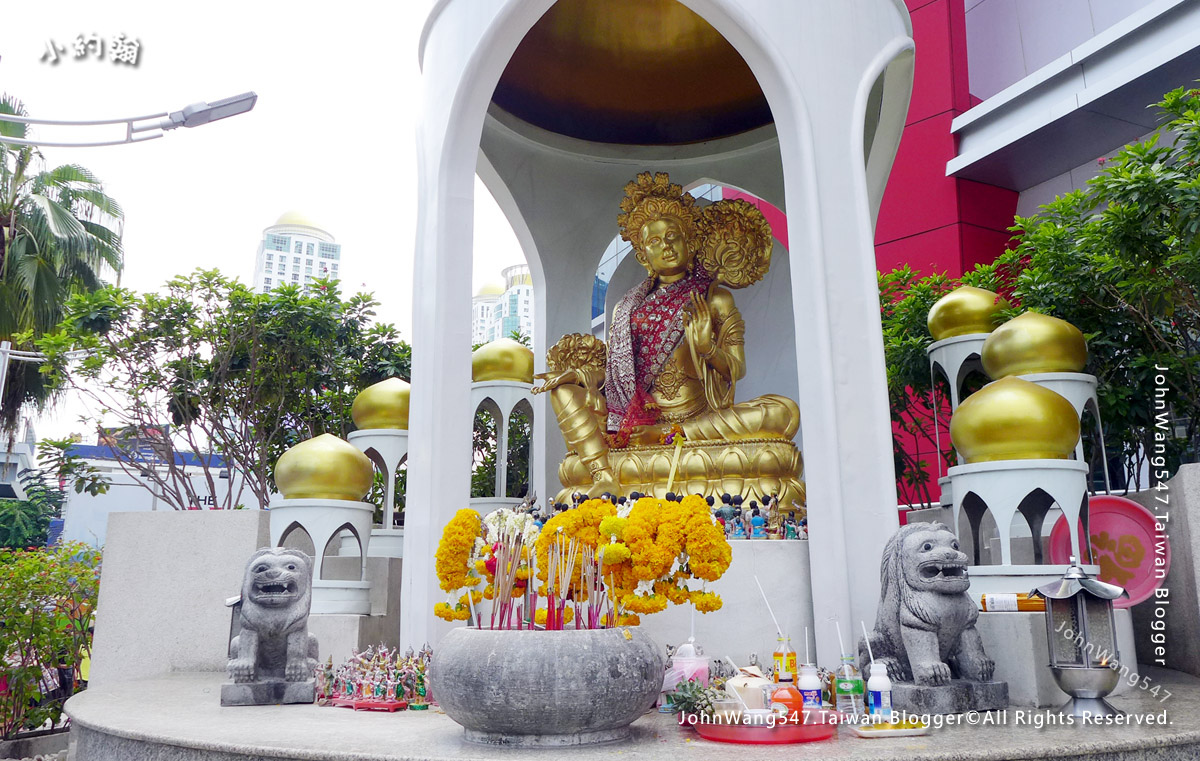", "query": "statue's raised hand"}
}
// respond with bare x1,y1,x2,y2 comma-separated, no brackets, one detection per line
686,292,715,357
